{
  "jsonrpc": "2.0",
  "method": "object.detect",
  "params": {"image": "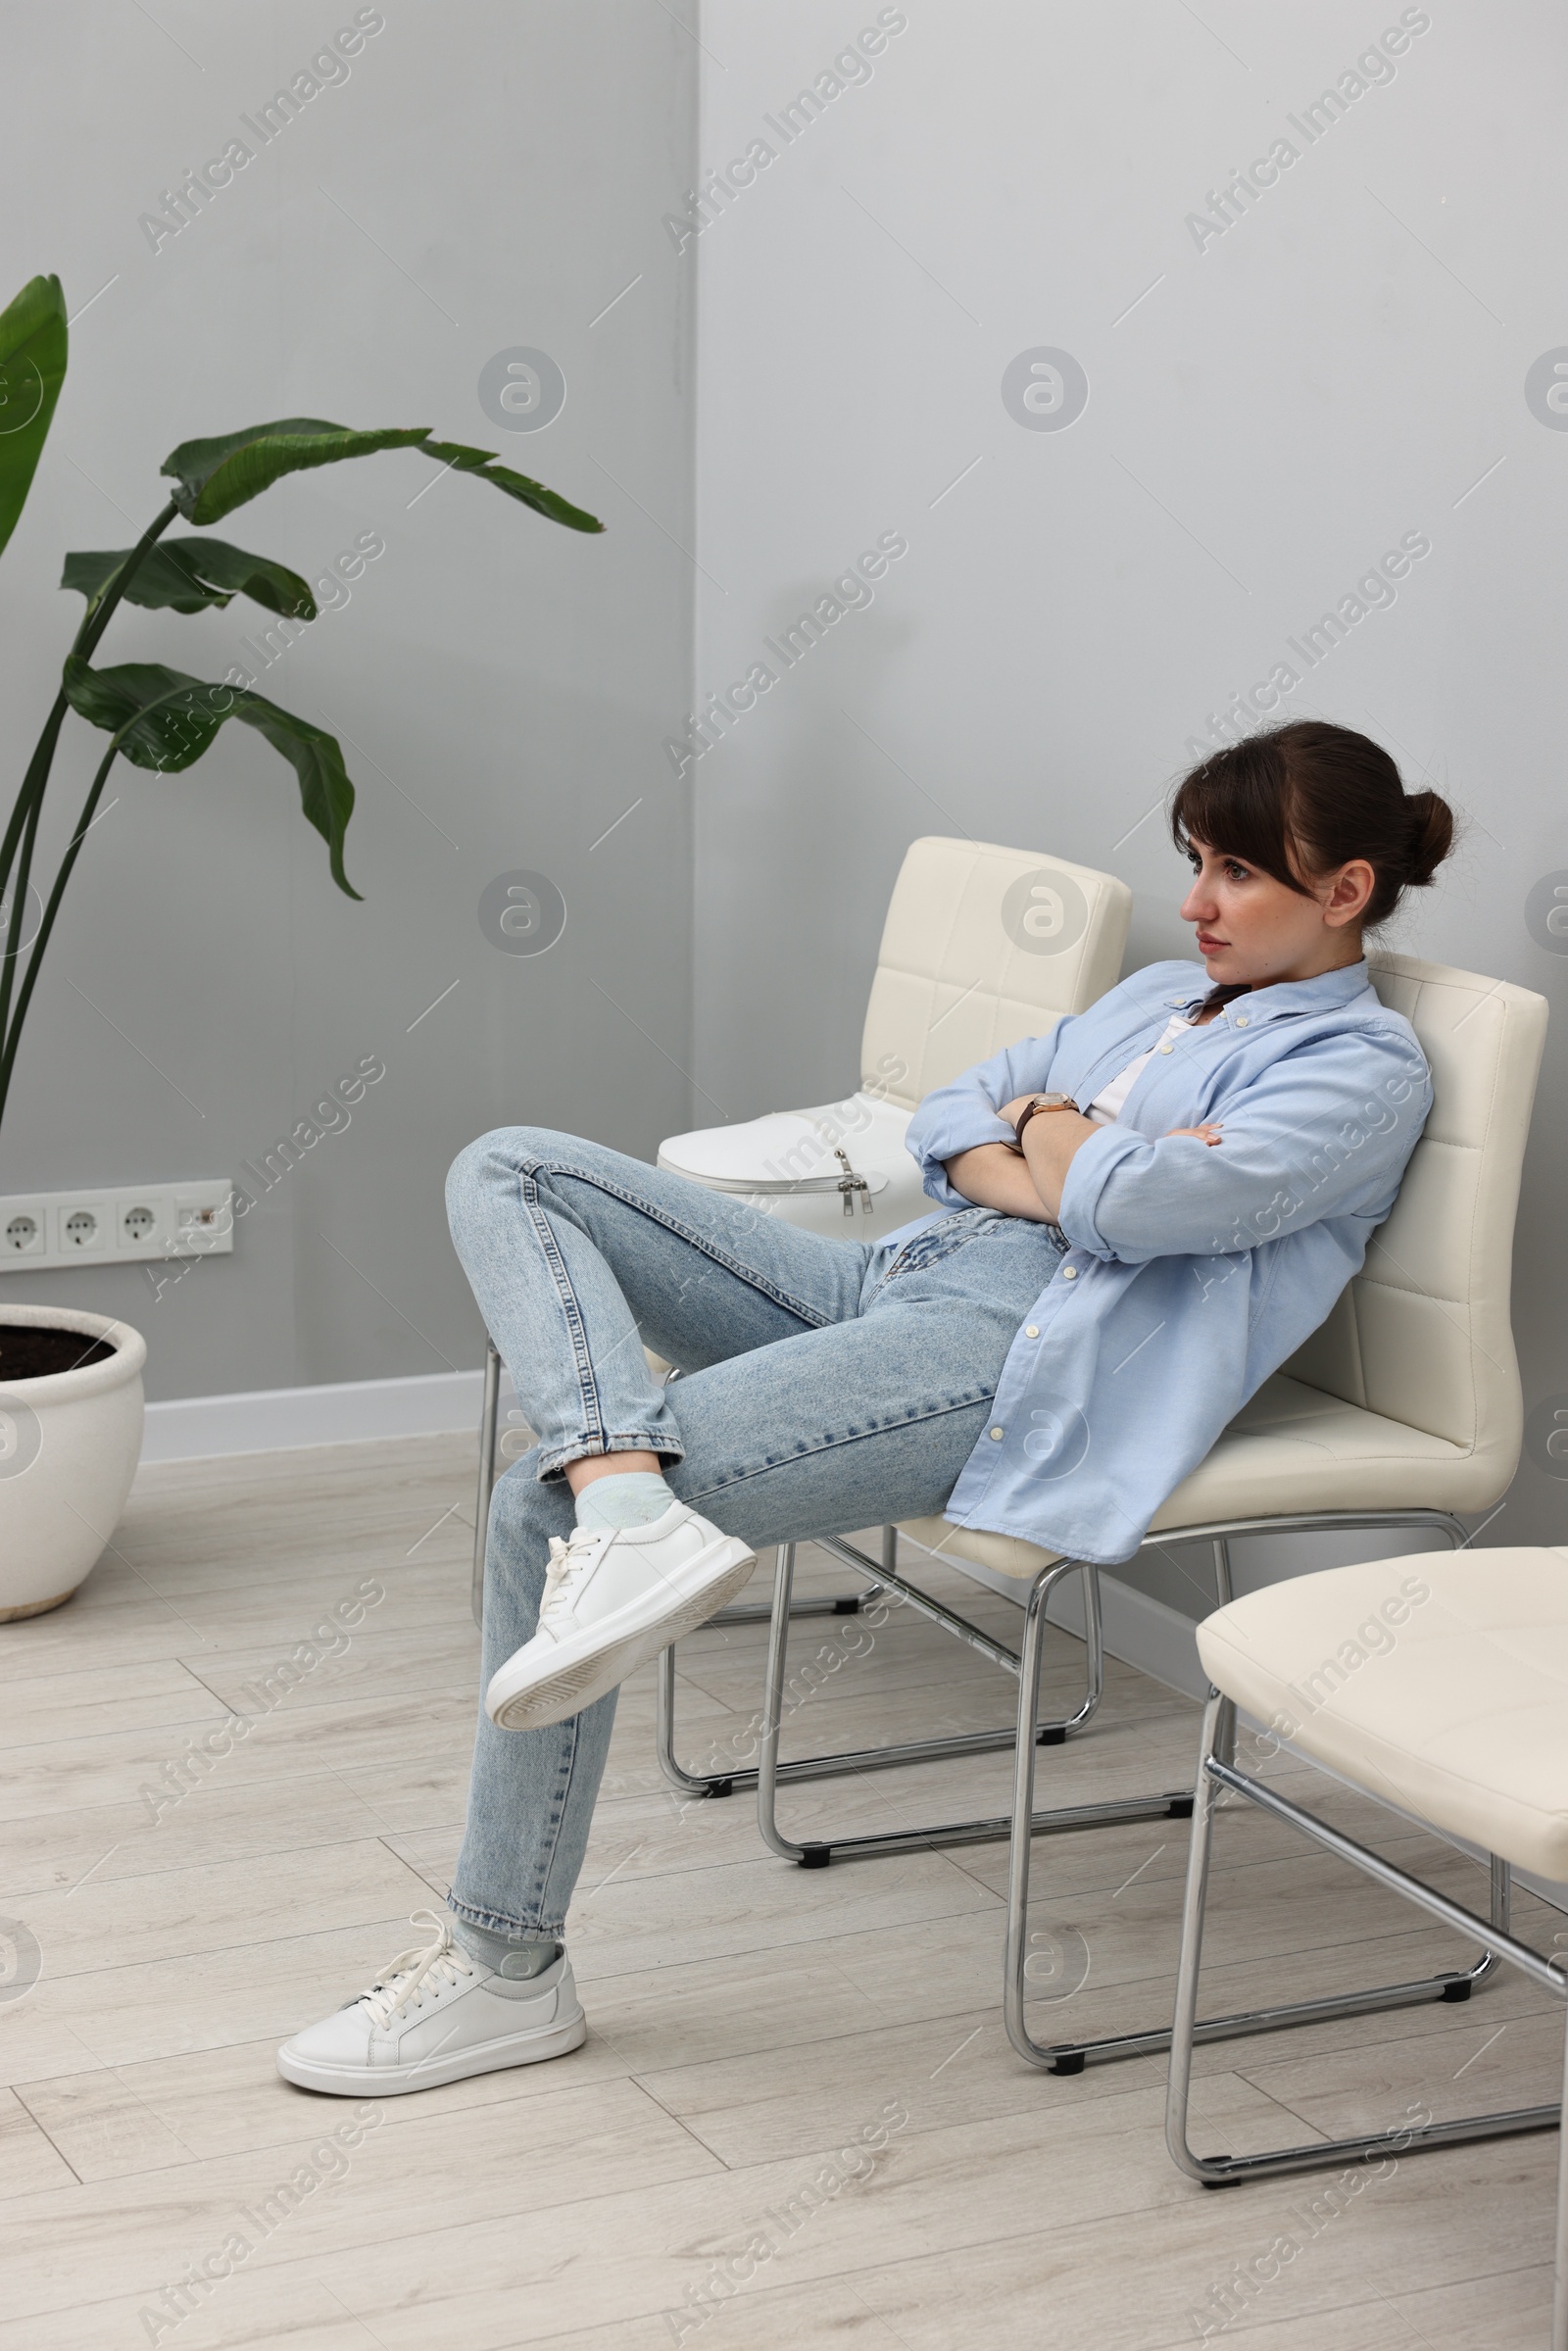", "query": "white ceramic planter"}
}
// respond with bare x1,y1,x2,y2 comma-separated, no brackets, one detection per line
0,1305,146,1622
